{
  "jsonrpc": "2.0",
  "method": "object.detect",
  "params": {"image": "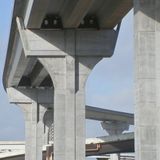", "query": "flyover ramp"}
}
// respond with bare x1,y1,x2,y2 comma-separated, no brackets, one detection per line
86,106,134,124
